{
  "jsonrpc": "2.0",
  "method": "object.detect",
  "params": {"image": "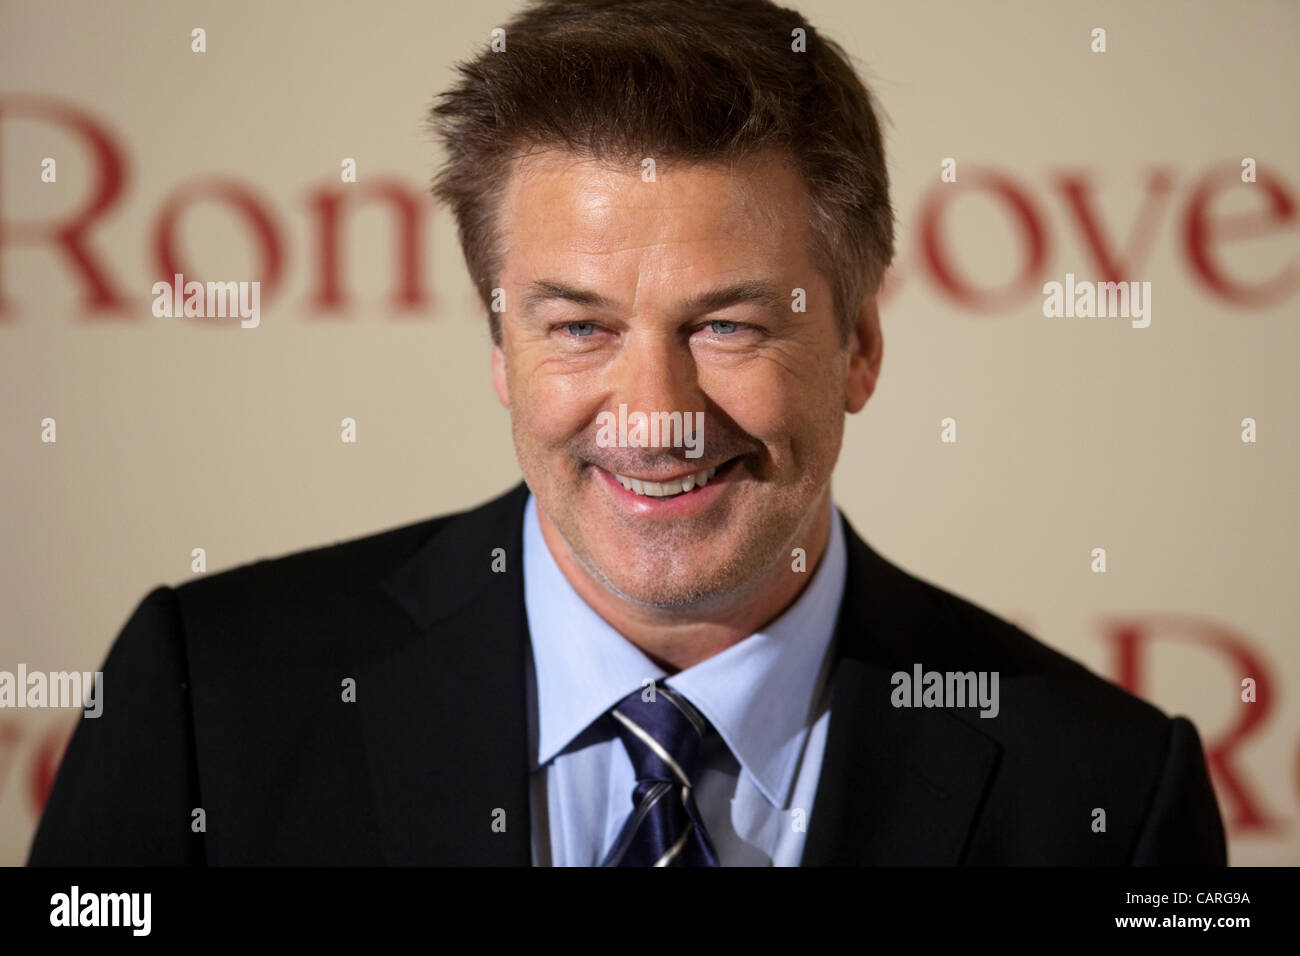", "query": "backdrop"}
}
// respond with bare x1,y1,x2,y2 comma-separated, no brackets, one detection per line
1,0,1296,865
